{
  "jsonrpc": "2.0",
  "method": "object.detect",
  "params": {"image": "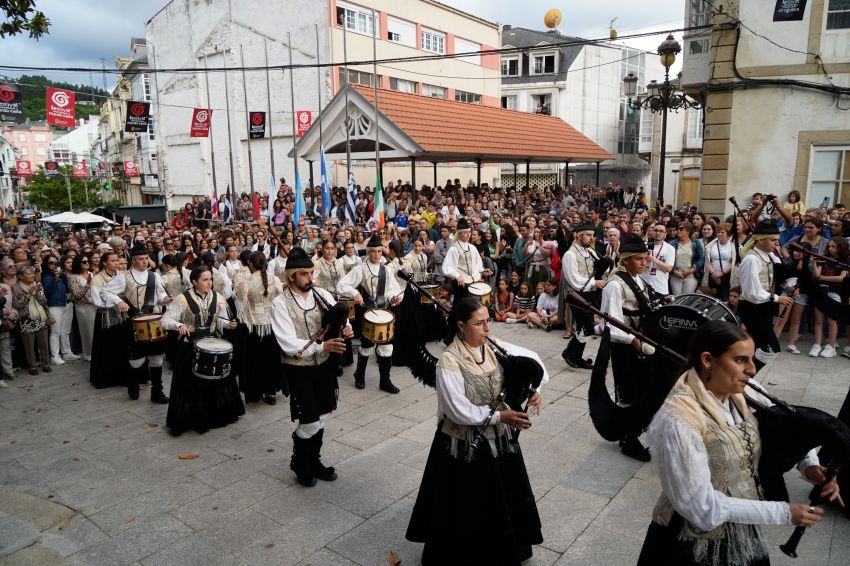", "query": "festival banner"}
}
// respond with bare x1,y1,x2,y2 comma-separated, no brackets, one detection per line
72,162,87,178
773,0,807,21
15,160,32,178
44,161,61,177
0,83,24,123
248,111,266,139
124,100,151,133
190,108,212,137
124,160,140,177
97,162,107,177
296,110,312,137
46,87,76,127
